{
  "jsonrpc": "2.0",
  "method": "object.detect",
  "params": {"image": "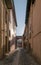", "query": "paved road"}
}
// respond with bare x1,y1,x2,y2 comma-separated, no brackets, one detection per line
0,48,39,65
18,49,39,65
